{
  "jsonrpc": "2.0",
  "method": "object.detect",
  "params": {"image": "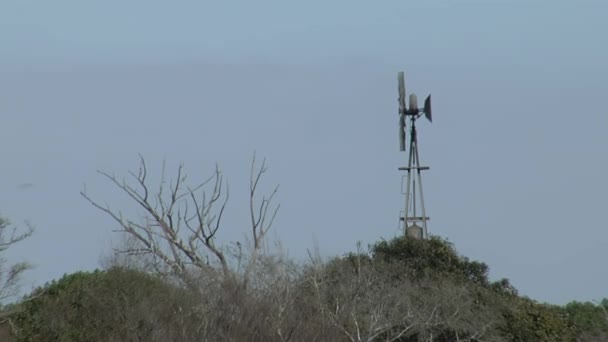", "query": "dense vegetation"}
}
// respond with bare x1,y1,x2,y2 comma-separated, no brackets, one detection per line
1,159,605,341
1,236,606,341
